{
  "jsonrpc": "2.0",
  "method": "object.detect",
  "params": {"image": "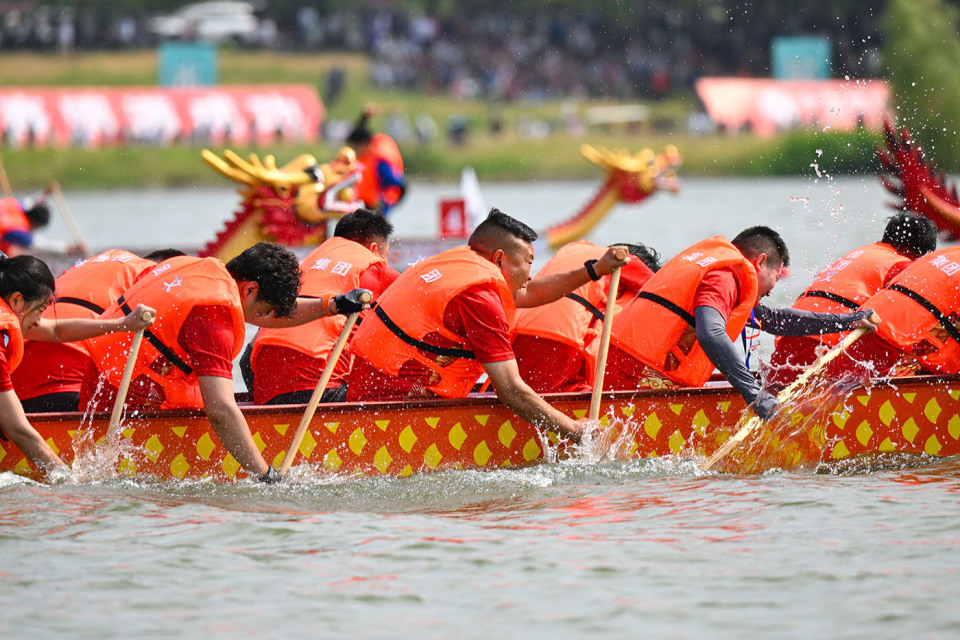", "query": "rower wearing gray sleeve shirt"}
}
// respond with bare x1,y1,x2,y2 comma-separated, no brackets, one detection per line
604,225,878,421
